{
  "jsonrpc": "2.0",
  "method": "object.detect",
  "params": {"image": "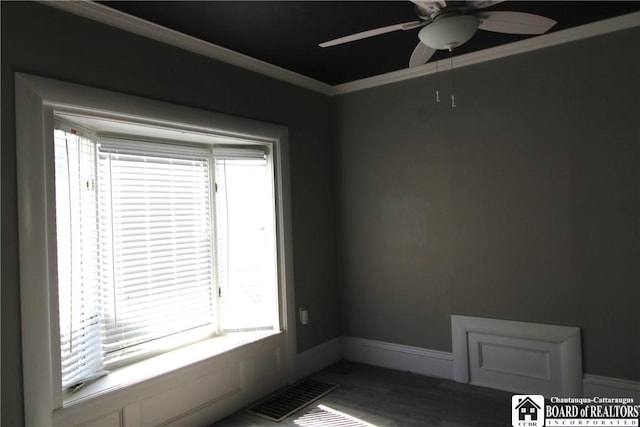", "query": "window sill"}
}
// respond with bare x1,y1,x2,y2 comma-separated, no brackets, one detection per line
62,330,282,407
